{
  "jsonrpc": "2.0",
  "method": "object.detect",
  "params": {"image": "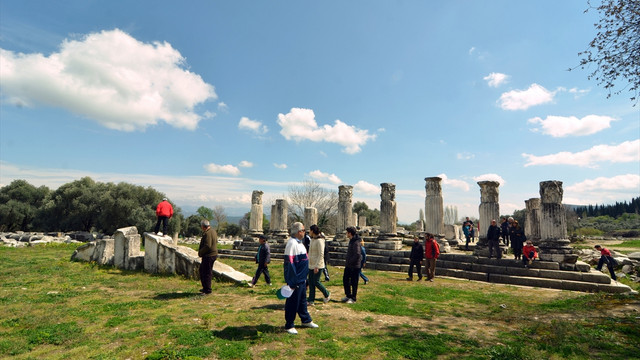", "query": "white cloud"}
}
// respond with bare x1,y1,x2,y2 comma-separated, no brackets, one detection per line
498,83,554,110
238,161,253,168
437,173,471,191
238,116,268,134
528,115,616,137
468,47,476,55
456,152,475,160
0,29,216,131
472,174,505,186
522,139,640,167
273,163,287,169
483,72,509,87
308,170,342,185
354,180,379,195
218,102,229,112
277,108,376,154
204,163,240,176
566,174,640,193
